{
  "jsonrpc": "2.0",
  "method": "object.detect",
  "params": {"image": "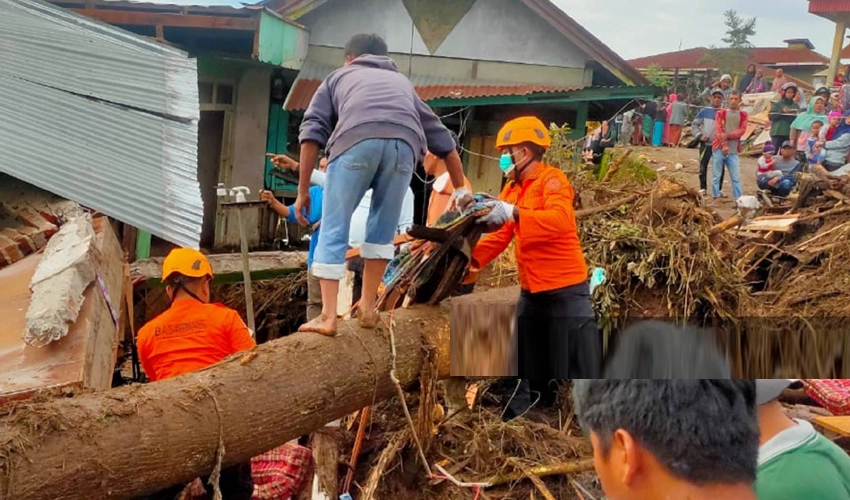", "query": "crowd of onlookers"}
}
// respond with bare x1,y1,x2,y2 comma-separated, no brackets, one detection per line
596,65,850,201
